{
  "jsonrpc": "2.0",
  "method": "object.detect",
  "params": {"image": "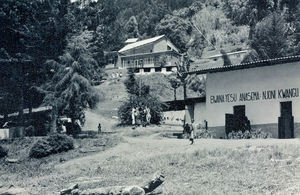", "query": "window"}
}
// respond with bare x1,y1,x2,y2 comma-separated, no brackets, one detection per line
149,58,153,64
135,60,138,67
166,67,172,72
144,68,151,72
155,67,162,72
139,59,143,67
134,68,140,73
